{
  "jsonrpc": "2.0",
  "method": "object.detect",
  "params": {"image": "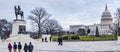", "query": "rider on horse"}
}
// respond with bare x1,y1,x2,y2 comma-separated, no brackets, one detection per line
14,5,24,20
